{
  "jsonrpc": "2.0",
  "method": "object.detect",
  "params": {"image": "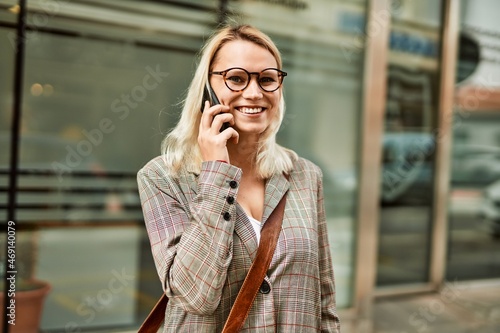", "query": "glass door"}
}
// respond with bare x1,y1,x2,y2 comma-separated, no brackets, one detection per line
376,0,444,287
